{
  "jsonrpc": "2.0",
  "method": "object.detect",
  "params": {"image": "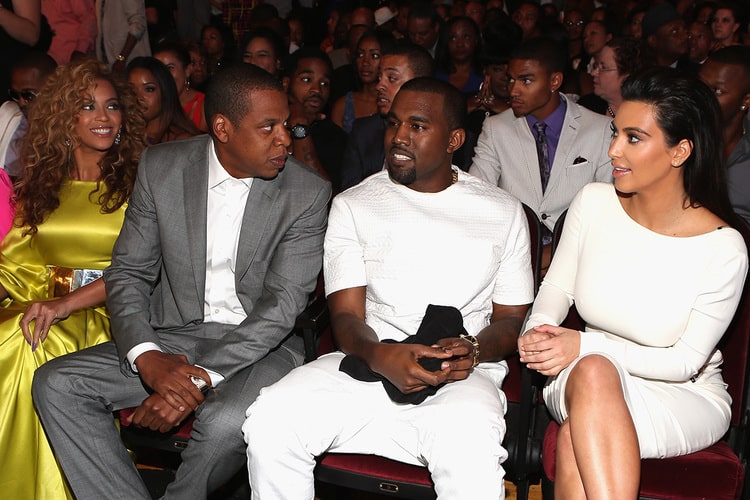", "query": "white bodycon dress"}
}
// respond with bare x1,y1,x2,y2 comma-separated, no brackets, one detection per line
525,182,748,458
